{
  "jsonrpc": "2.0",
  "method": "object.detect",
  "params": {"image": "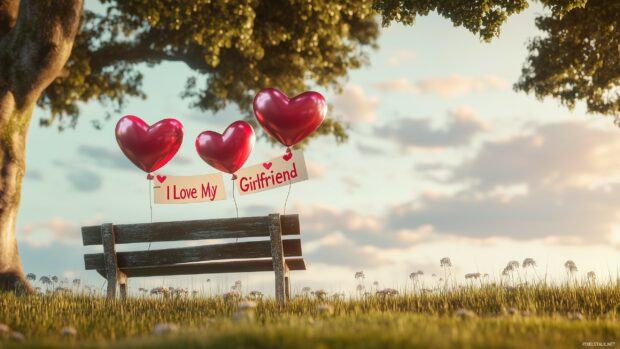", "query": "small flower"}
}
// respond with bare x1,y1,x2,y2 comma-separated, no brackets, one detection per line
376,288,399,296
453,309,476,319
10,331,25,342
587,271,596,281
568,312,584,321
248,290,263,300
356,284,365,292
60,326,77,337
313,289,327,300
507,260,520,270
522,258,536,268
317,303,334,316
150,287,164,295
373,281,379,287
440,257,452,268
465,272,481,280
152,323,178,335
223,291,241,302
564,260,577,271
301,286,312,293
354,271,365,280
233,301,257,322
331,293,345,301
0,323,10,335
564,260,578,274
238,300,257,310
